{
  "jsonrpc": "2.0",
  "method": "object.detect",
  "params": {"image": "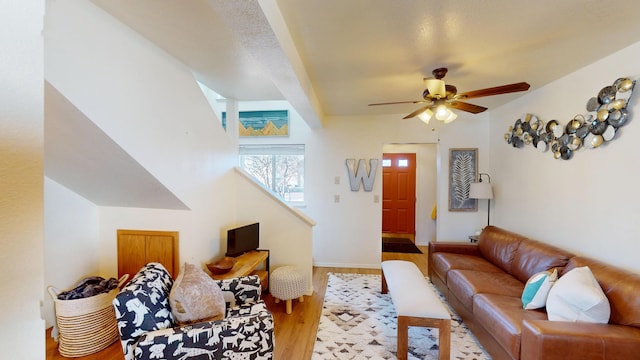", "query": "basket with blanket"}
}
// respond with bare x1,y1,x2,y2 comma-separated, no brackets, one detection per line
48,274,128,357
